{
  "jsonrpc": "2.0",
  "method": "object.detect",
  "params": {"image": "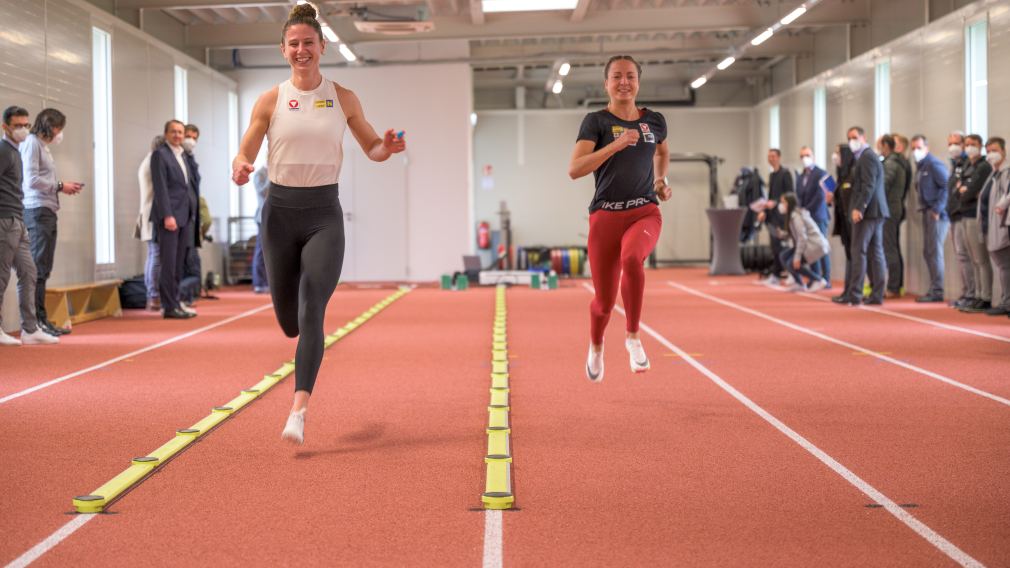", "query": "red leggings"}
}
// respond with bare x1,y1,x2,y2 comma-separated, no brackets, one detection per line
588,204,662,345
